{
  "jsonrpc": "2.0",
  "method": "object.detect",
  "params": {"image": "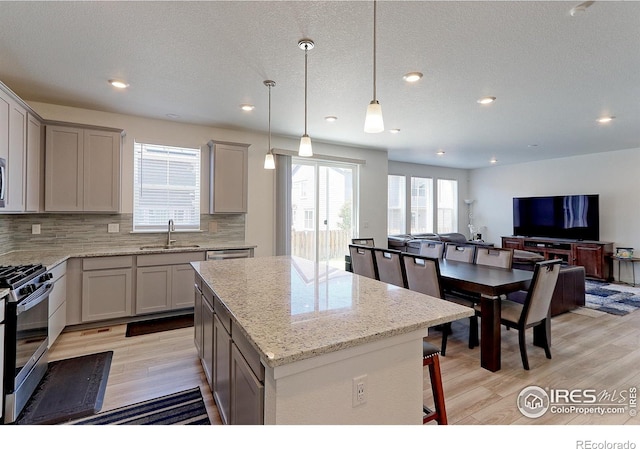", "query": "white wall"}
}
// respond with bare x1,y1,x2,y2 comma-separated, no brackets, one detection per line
29,102,388,257
469,148,640,251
